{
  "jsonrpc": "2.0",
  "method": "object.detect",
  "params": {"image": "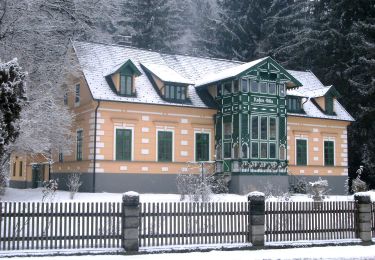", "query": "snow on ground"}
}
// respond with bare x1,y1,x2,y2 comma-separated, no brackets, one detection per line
1,188,375,203
5,245,375,260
